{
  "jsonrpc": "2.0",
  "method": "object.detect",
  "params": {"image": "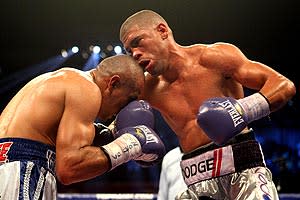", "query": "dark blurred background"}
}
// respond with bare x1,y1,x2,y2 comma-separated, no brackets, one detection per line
1,0,299,195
